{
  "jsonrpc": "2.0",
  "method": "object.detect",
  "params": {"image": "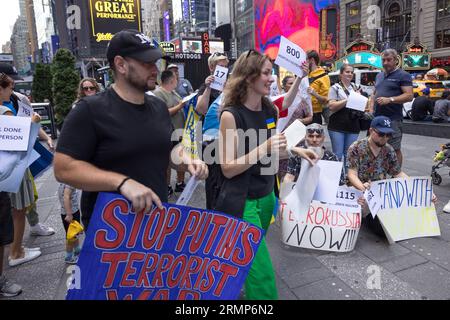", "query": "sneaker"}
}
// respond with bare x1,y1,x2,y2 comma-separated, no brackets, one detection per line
8,250,41,267
444,200,450,214
168,185,174,197
65,255,79,265
175,182,186,193
30,223,55,236
23,246,41,252
0,275,22,298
